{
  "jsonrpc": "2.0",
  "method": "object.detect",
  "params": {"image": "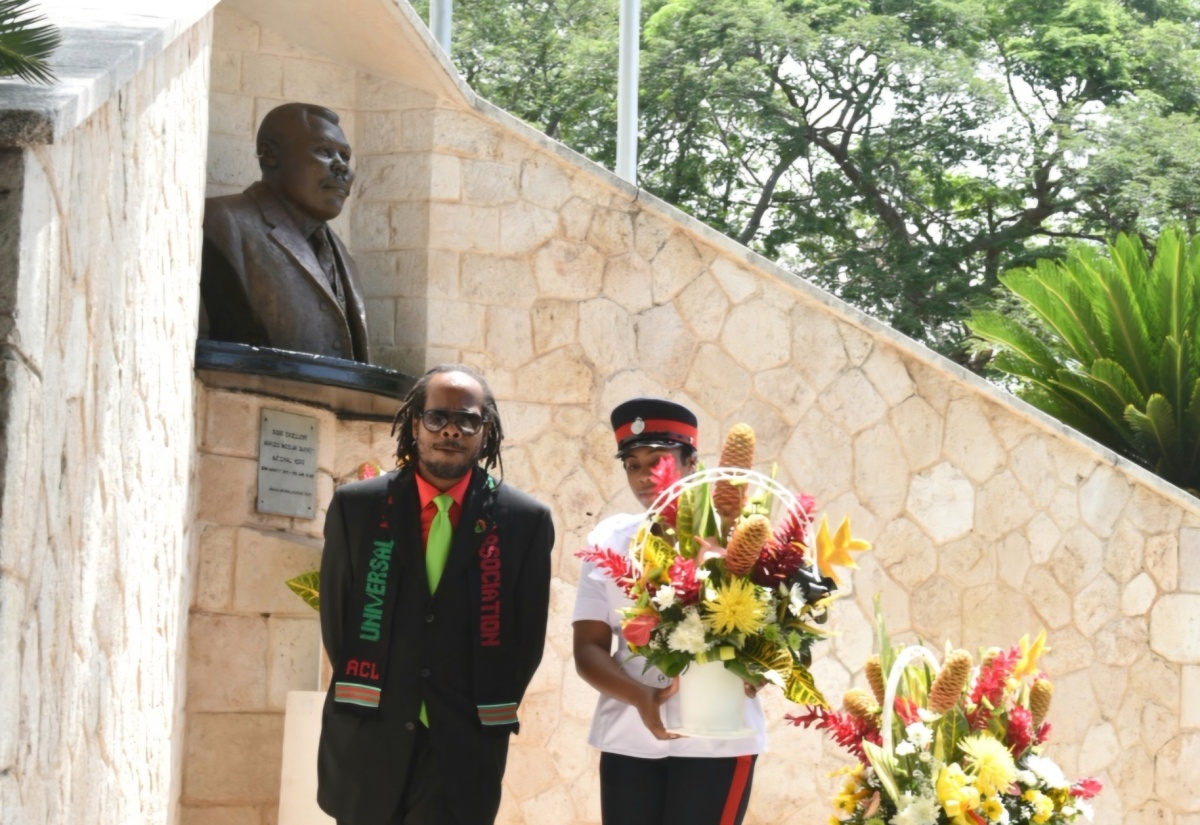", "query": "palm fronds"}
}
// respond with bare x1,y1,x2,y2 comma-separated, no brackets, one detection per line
0,1,60,85
970,227,1200,492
